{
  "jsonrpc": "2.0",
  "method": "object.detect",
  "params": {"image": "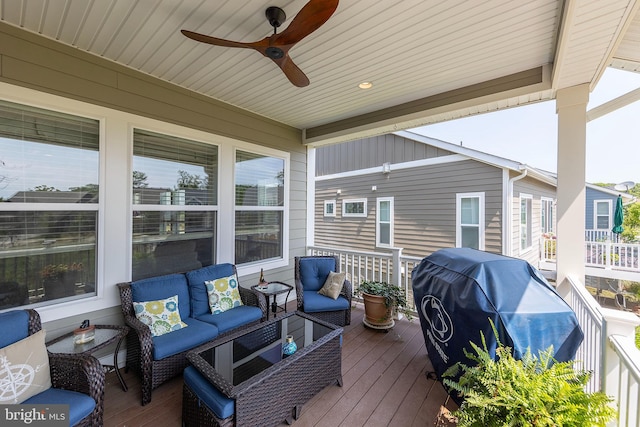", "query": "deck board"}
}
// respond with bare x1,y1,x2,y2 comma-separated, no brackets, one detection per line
103,303,456,427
